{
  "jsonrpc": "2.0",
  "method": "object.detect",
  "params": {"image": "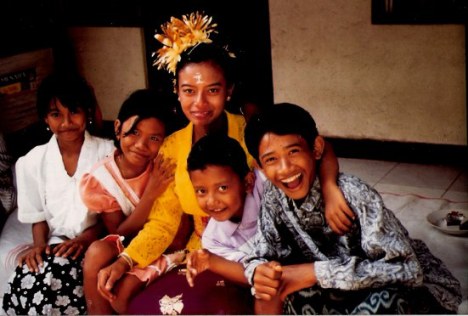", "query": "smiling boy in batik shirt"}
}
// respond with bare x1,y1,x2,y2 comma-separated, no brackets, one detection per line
243,103,461,315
